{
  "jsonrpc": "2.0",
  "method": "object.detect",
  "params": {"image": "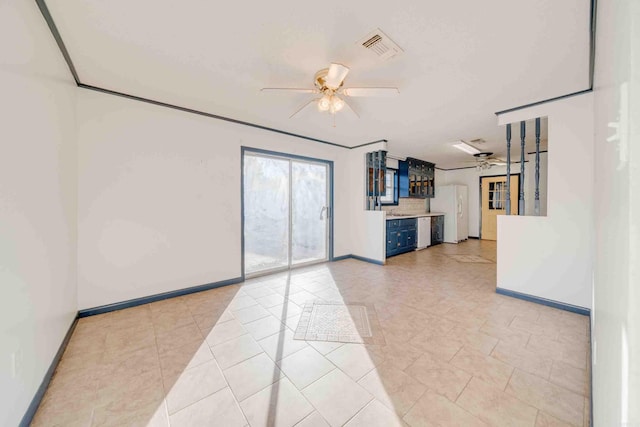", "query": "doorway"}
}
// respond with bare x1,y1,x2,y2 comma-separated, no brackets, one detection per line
480,174,519,240
242,148,332,277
